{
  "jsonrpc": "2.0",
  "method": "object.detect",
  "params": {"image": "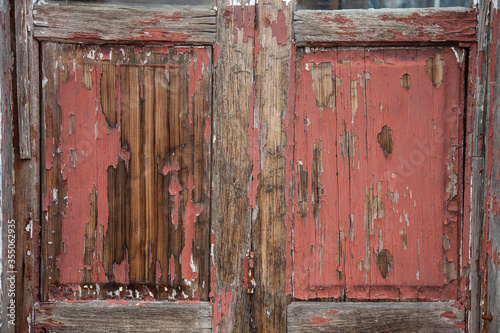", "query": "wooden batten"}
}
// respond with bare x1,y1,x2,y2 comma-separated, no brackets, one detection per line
33,4,216,44
288,302,465,332
35,301,212,332
294,8,476,46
